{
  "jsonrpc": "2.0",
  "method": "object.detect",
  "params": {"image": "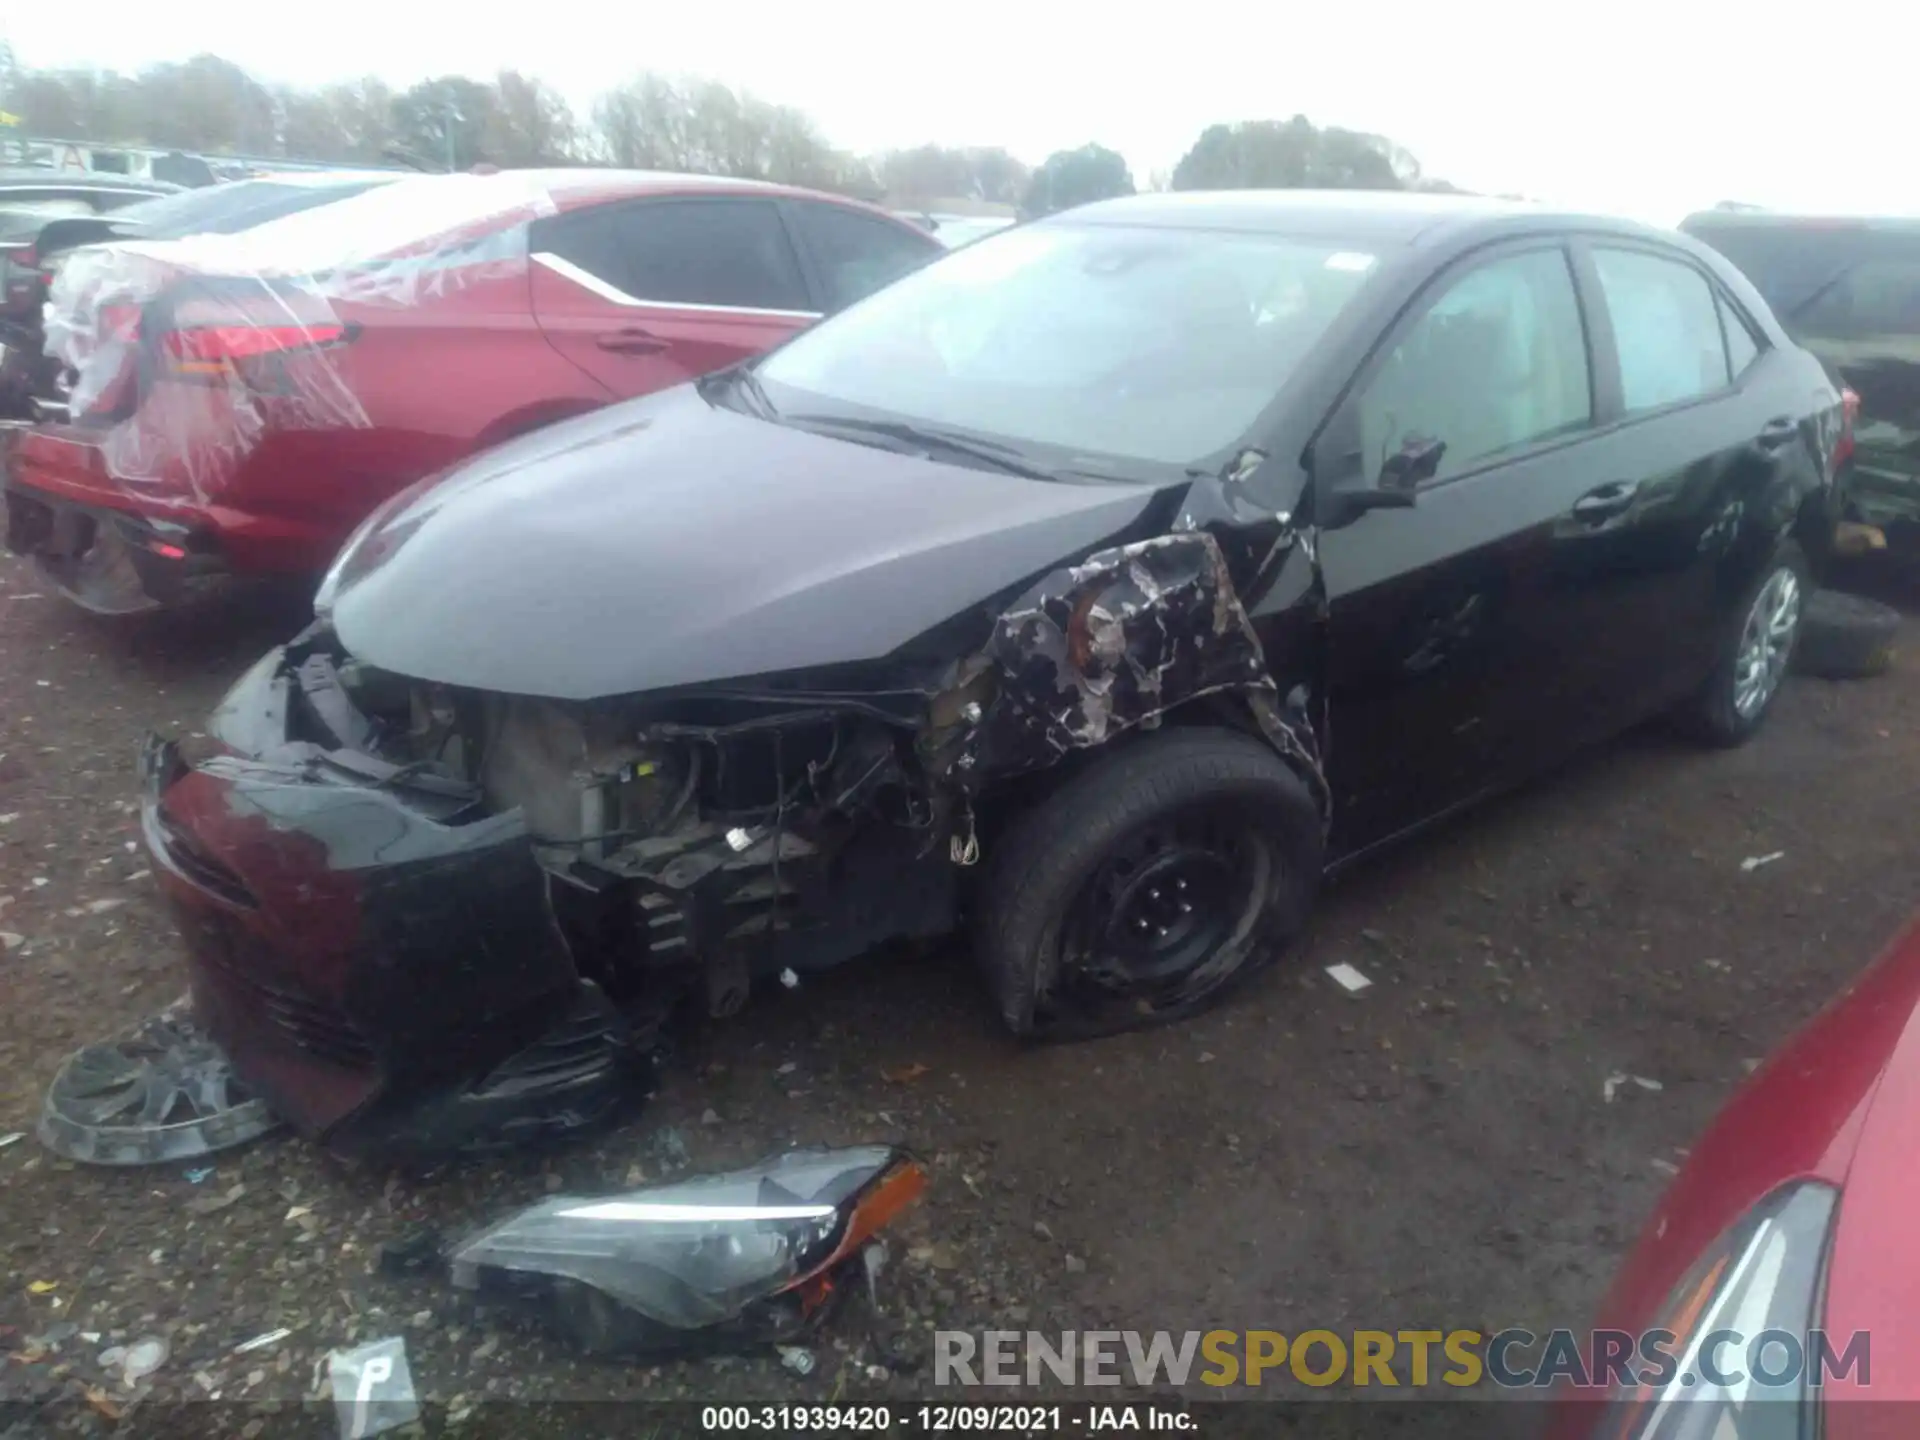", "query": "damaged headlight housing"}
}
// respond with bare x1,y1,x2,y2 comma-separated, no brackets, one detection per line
448,1145,924,1335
